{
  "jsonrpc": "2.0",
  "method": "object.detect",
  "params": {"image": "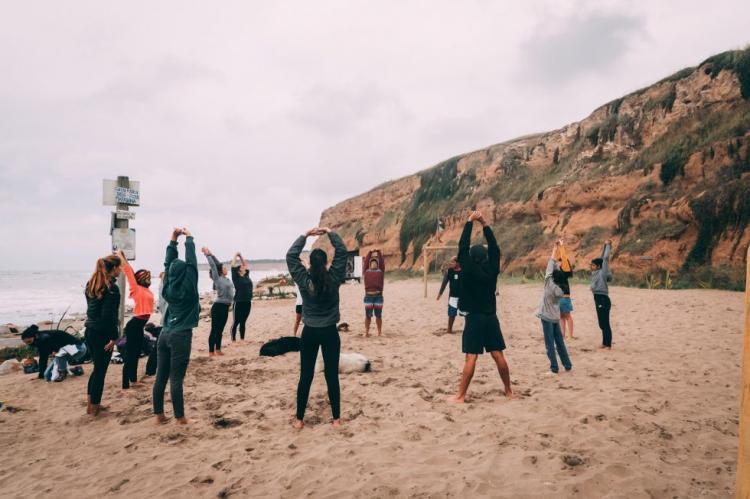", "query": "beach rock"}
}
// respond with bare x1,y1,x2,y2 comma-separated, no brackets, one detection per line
0,359,22,375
